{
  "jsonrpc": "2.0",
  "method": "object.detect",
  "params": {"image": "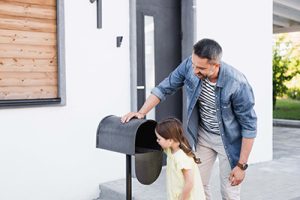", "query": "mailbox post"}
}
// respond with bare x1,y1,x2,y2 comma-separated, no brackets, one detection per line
96,115,163,200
